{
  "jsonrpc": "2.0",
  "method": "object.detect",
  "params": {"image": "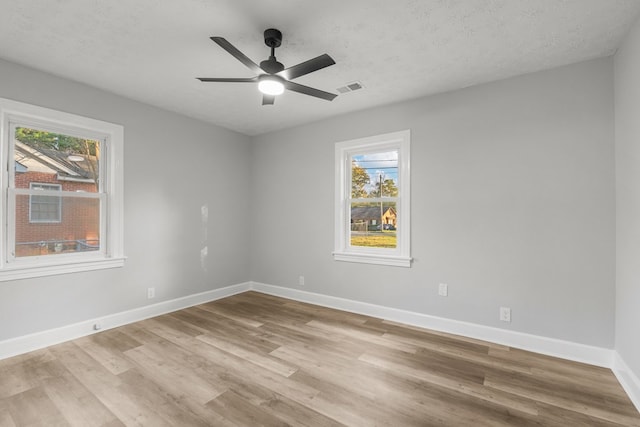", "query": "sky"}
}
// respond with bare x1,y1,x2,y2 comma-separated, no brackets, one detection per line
352,149,398,194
